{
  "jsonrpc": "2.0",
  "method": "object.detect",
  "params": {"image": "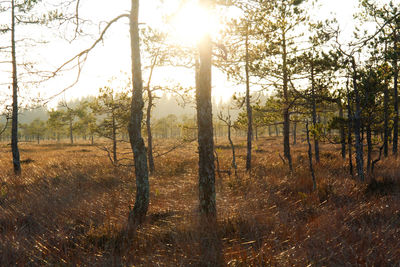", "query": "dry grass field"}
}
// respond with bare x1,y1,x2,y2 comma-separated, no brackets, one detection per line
0,138,399,266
